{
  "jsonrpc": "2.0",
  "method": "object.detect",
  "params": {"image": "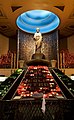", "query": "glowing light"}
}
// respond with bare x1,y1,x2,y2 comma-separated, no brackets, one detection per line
16,10,60,34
